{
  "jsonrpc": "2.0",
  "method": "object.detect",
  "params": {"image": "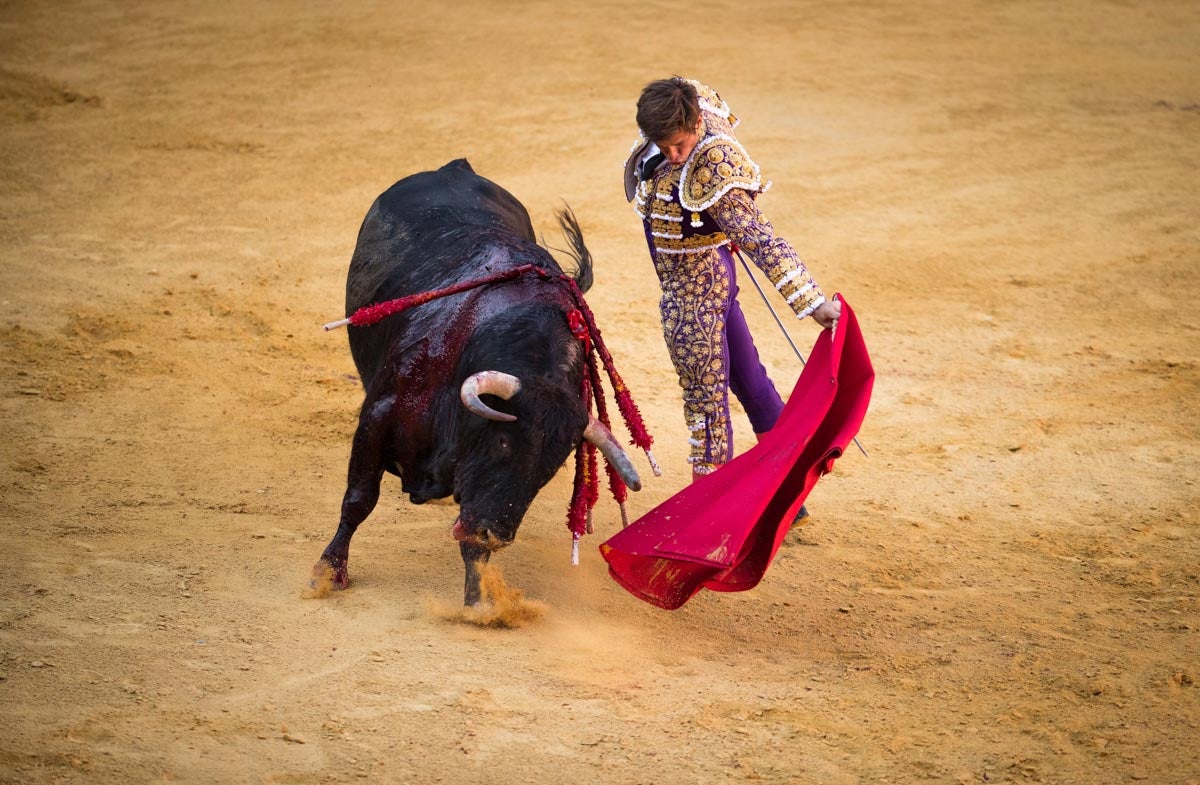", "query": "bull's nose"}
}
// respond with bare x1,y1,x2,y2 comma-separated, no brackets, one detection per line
451,517,513,550
480,529,513,551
